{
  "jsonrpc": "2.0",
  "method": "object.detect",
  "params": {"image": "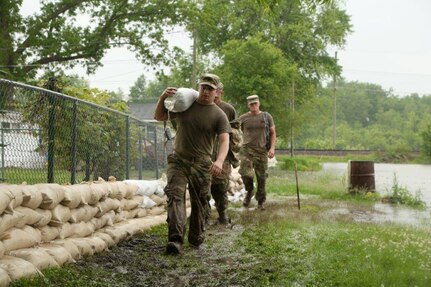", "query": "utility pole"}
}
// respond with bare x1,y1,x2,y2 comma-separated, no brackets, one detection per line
332,51,337,149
